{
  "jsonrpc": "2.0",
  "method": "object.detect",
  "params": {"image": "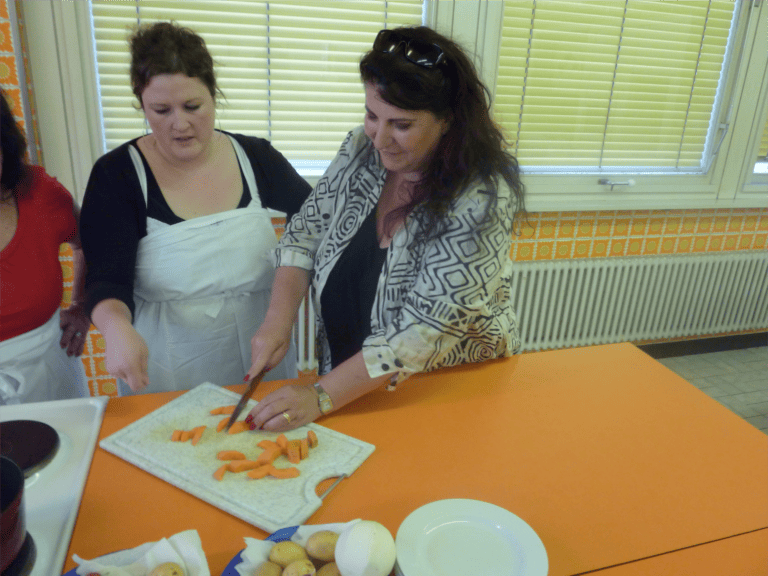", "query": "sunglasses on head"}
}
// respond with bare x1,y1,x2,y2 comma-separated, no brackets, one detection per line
374,29,445,69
